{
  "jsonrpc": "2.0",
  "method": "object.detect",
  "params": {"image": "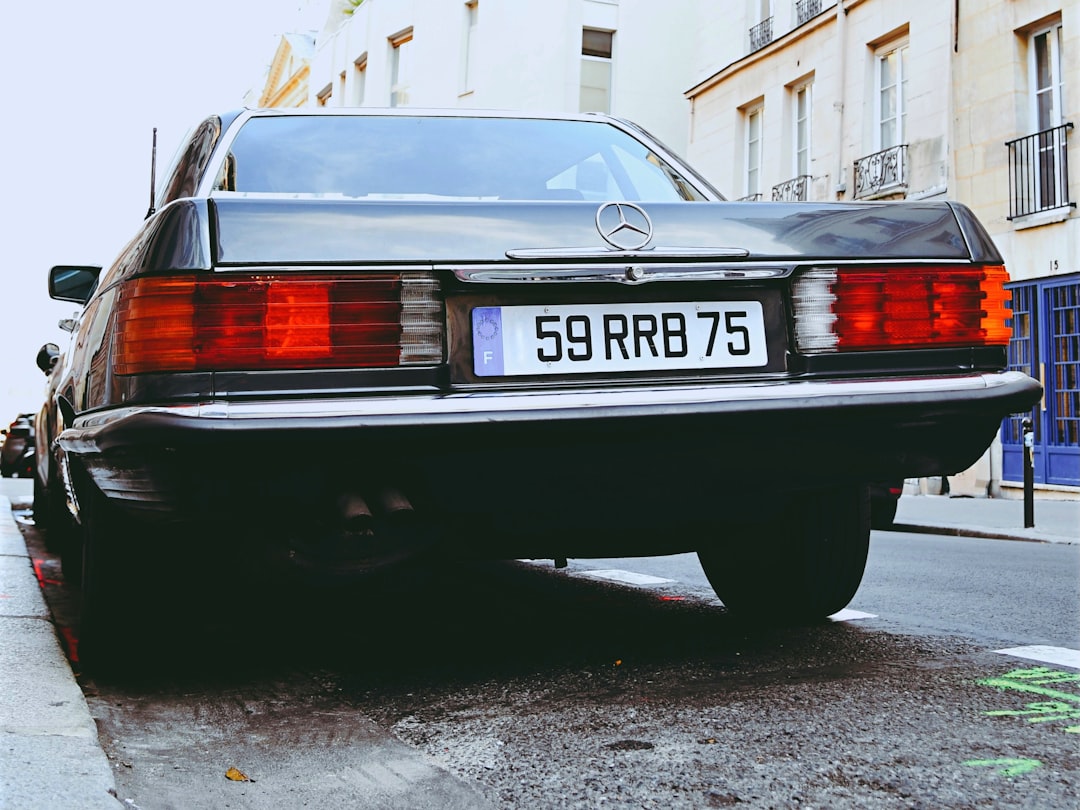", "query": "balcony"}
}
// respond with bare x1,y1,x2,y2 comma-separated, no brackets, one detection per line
796,0,822,26
749,17,773,52
853,144,908,199
1006,123,1074,220
737,192,763,202
772,175,812,201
